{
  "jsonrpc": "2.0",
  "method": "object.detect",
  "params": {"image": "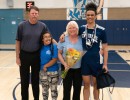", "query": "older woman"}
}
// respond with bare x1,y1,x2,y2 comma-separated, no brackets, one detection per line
57,21,83,100
59,3,108,100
